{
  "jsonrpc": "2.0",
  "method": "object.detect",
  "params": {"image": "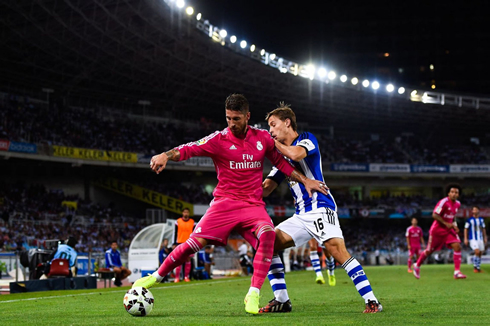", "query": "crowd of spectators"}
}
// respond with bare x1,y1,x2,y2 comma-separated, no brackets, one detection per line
1,94,488,164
